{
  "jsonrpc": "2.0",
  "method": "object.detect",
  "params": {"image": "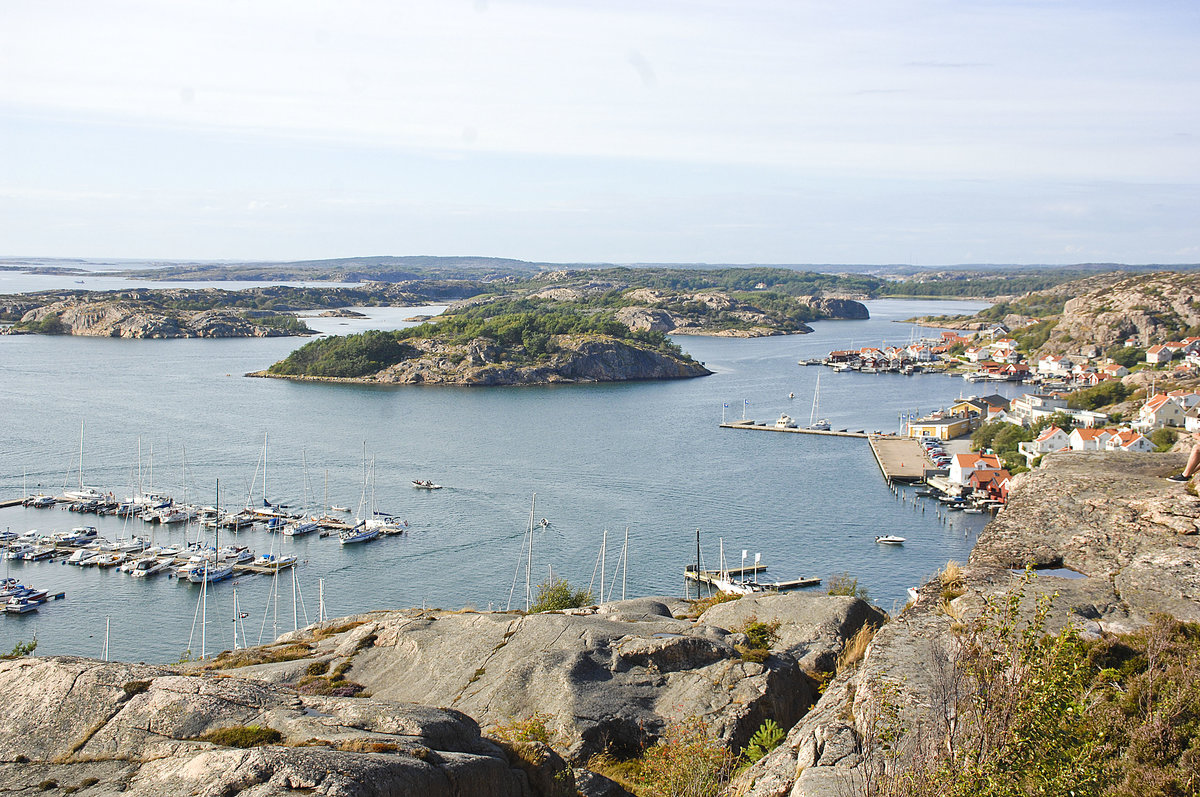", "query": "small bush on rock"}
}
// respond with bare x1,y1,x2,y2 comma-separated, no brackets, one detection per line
528,578,593,613
196,725,283,748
